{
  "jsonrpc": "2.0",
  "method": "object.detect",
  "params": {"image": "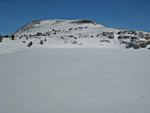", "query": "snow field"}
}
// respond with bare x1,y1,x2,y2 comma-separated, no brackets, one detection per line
0,48,150,113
